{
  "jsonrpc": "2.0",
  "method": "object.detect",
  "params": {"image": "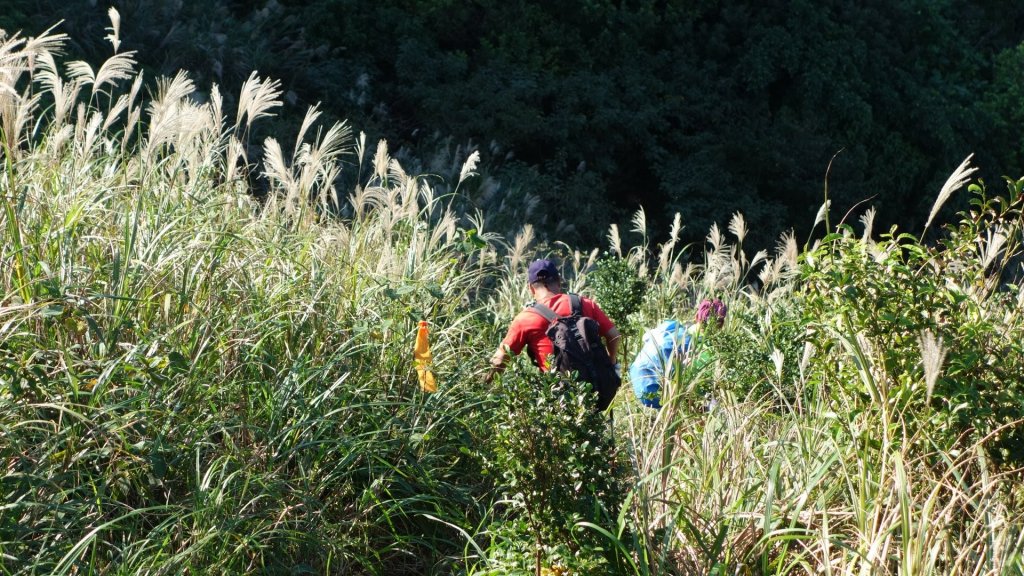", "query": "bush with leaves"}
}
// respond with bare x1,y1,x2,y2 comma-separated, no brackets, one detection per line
587,254,647,327
800,176,1024,466
484,357,628,574
586,253,647,341
708,298,807,409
